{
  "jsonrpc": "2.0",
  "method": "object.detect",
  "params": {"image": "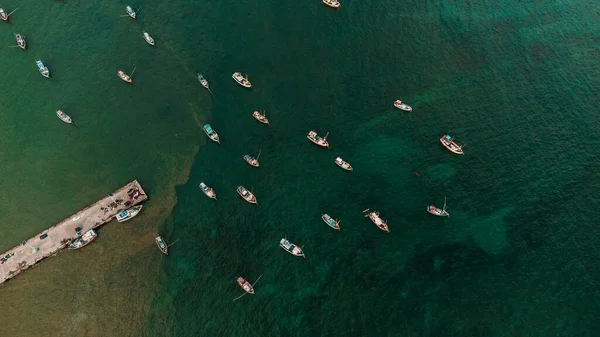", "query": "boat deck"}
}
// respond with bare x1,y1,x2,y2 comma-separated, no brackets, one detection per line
0,180,147,286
